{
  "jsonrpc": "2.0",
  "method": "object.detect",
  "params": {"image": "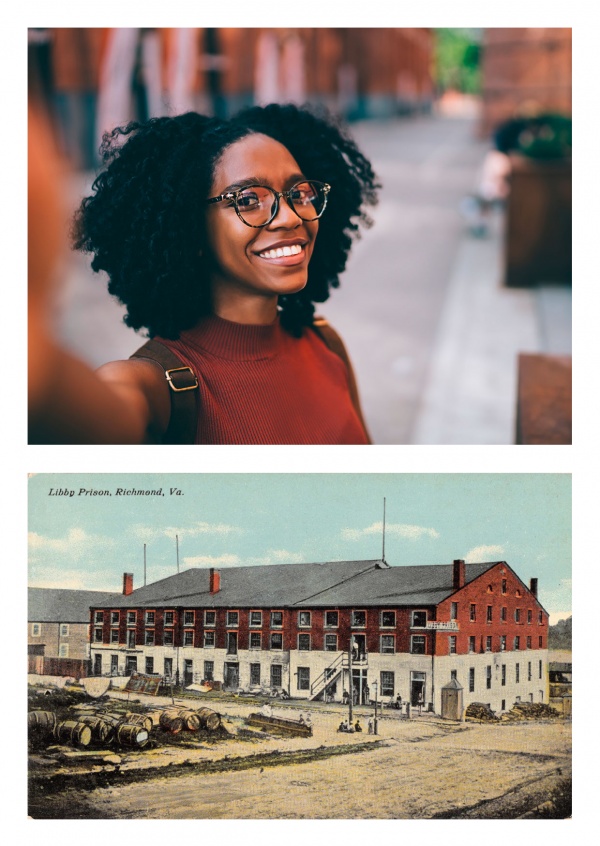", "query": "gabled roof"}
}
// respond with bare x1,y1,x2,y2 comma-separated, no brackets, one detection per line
98,559,501,610
28,587,120,623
